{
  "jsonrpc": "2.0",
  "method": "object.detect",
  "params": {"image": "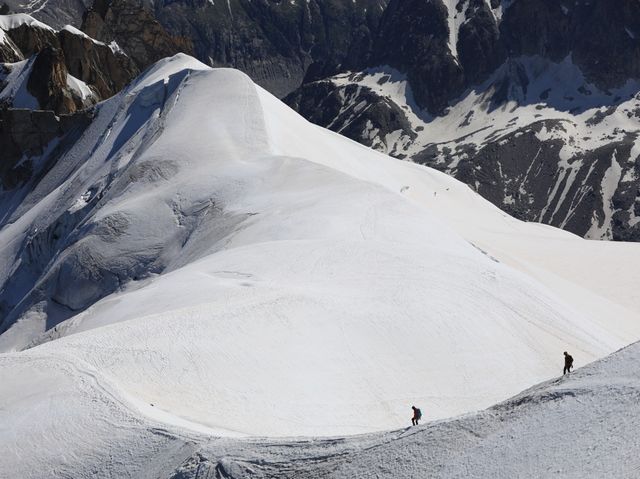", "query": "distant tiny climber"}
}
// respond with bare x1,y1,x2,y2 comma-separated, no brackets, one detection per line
563,351,574,375
411,406,422,426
